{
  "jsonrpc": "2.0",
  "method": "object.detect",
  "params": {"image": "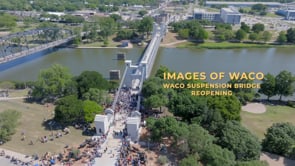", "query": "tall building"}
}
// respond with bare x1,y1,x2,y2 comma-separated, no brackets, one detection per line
277,9,295,20
220,7,241,24
194,8,220,22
